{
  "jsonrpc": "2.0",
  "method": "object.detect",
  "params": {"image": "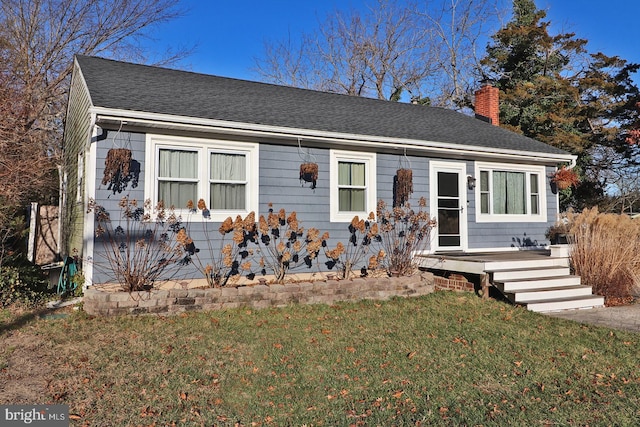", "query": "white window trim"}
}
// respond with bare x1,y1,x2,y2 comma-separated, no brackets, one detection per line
330,149,377,222
145,134,258,222
474,161,547,223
